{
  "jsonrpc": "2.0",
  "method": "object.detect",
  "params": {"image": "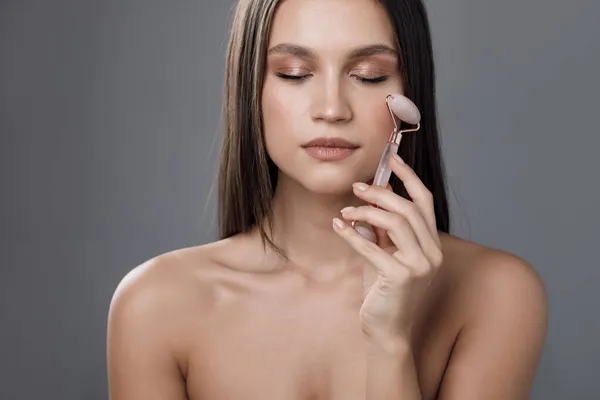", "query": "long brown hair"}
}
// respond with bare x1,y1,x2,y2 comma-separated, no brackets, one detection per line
218,0,450,259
